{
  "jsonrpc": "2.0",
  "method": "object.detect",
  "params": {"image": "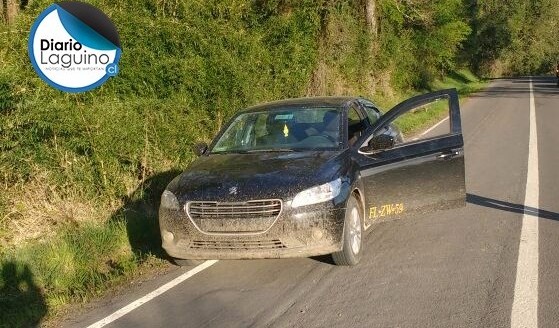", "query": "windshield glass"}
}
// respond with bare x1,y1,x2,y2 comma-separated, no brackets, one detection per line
211,107,341,153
